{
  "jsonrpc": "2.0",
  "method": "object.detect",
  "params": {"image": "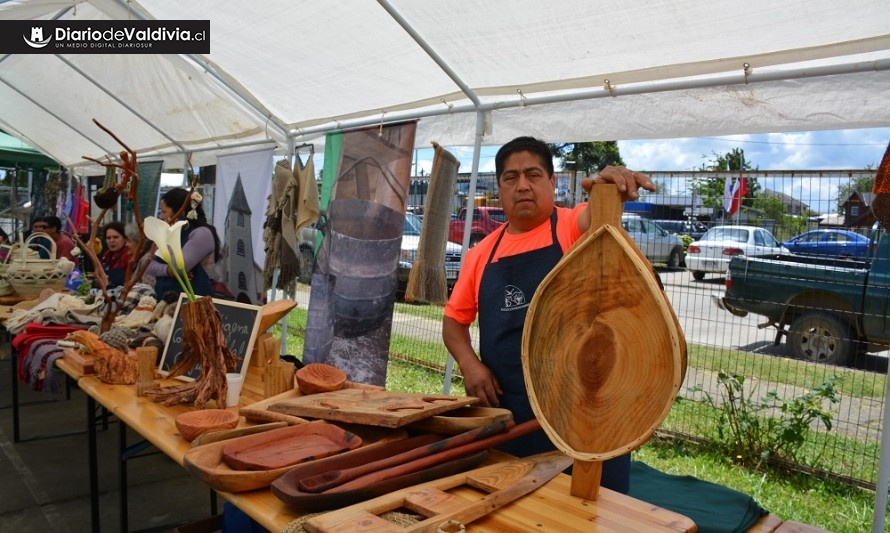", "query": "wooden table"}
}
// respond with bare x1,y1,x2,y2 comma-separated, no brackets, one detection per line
60,361,697,533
